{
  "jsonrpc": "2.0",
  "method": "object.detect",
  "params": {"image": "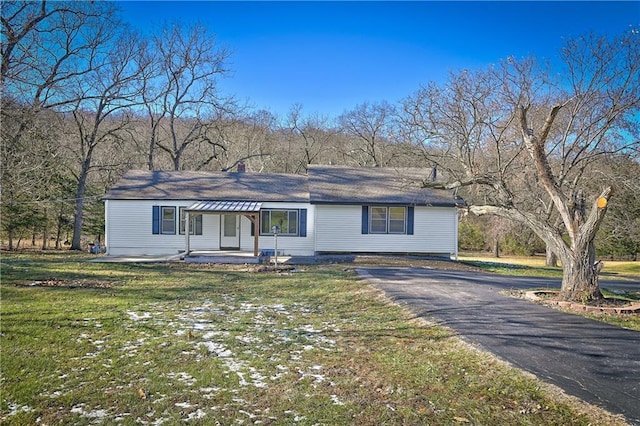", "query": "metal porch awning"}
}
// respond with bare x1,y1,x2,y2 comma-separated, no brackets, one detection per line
185,200,262,213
